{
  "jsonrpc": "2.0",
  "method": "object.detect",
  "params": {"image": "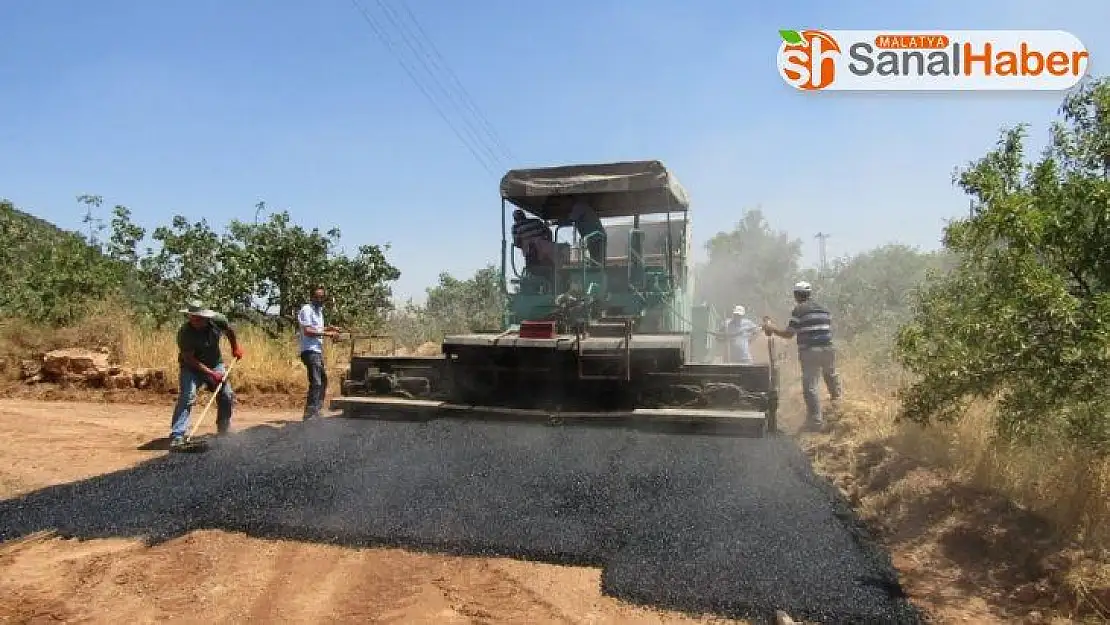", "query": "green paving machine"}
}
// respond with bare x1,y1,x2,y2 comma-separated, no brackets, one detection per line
332,160,778,435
